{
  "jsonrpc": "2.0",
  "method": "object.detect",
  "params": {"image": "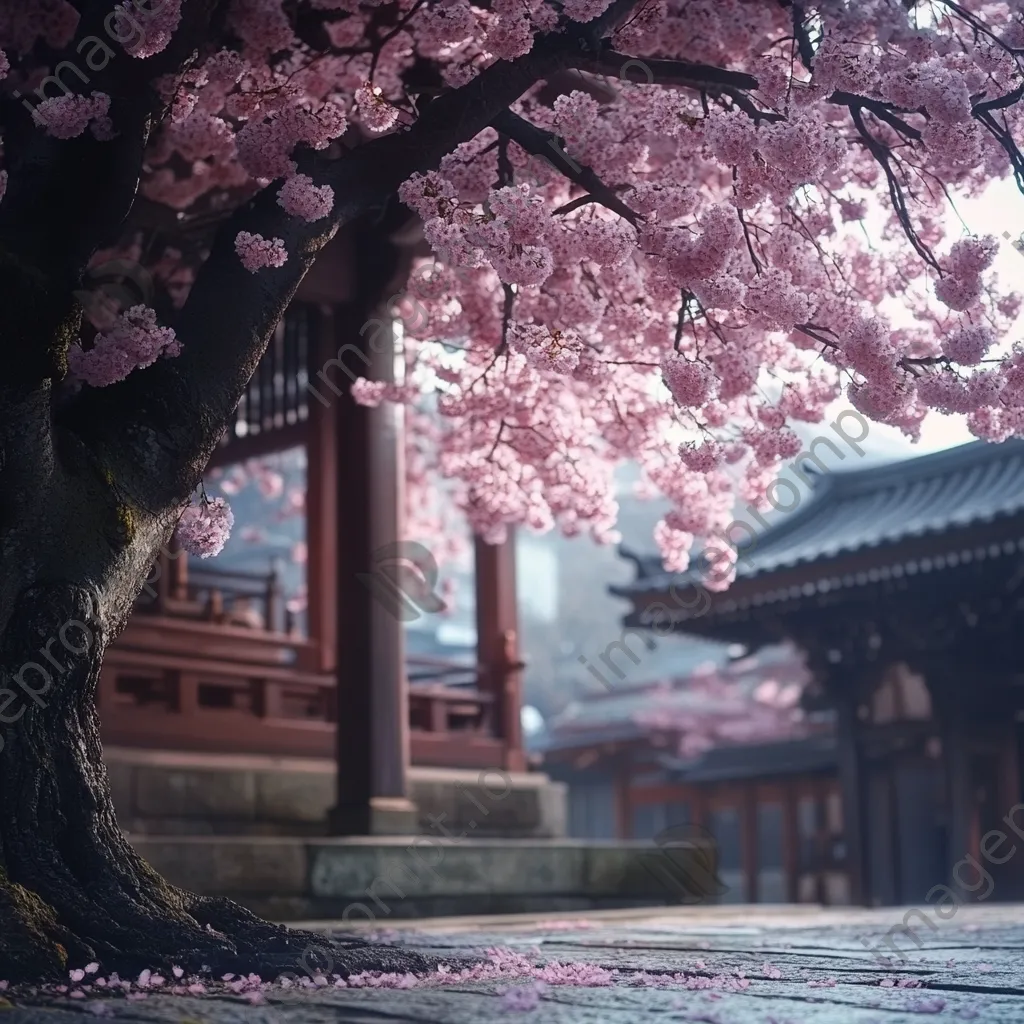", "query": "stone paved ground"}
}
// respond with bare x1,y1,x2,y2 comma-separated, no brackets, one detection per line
5,904,1024,1022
